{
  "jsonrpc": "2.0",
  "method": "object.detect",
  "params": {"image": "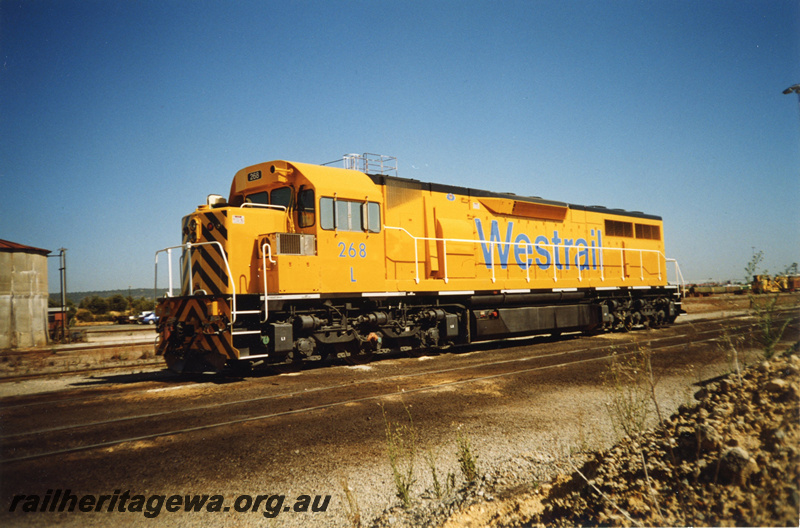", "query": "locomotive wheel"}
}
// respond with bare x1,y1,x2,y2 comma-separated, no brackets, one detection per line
620,317,633,332
315,351,335,367
312,344,335,366
338,341,374,365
